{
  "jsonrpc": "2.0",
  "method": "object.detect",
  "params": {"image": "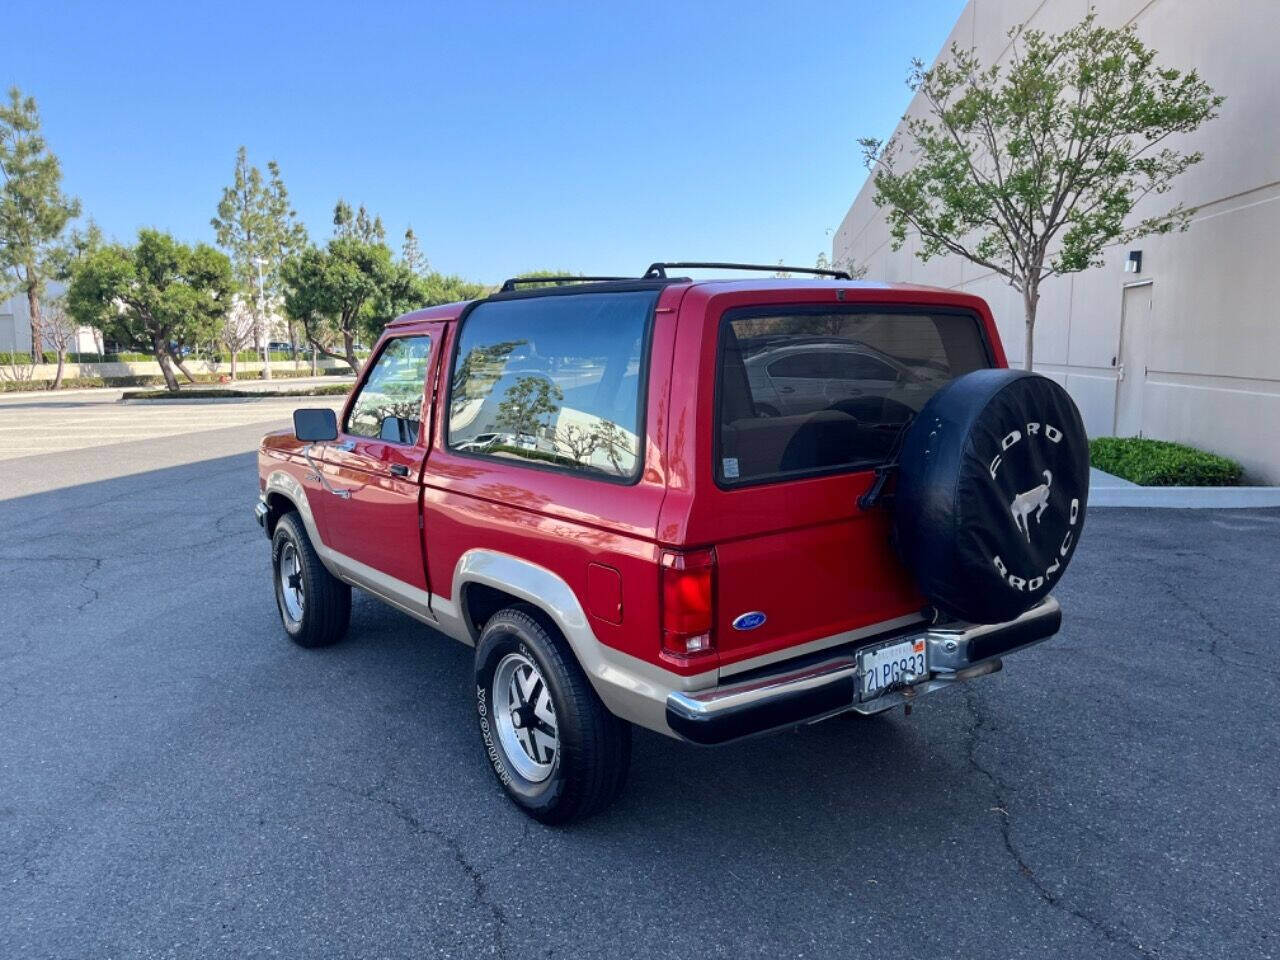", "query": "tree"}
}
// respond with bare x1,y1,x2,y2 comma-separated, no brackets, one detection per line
333,199,385,243
42,219,104,389
282,237,399,375
496,374,562,444
554,423,599,465
590,419,635,475
220,298,257,380
68,229,232,391
0,87,81,364
418,271,488,305
859,14,1221,369
211,147,308,379
43,296,77,390
401,227,427,275
450,339,524,420
816,251,867,279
